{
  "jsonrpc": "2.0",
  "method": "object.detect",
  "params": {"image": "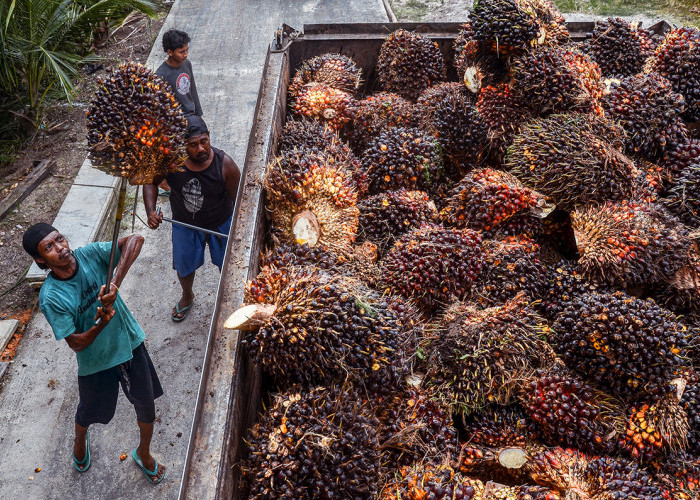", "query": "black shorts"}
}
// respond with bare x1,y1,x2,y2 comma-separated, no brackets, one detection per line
75,343,163,427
